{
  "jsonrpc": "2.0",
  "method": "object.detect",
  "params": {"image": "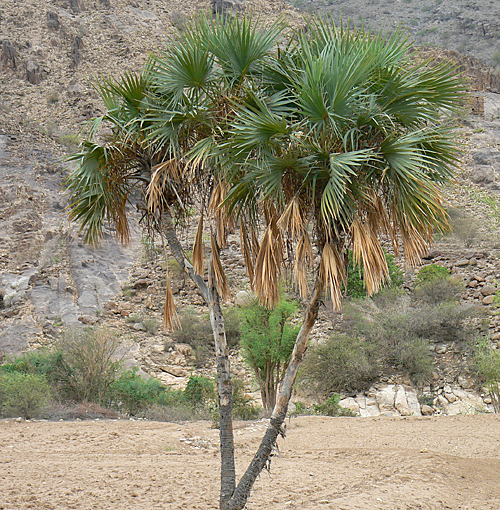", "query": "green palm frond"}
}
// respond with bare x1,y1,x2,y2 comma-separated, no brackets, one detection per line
65,141,135,244
200,14,286,84
146,44,216,99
